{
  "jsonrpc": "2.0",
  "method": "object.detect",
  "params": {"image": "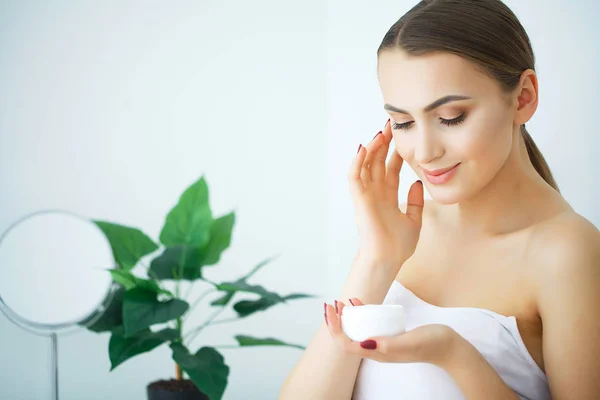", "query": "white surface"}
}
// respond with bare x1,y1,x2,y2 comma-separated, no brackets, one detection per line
0,212,113,326
341,305,405,341
0,0,598,399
